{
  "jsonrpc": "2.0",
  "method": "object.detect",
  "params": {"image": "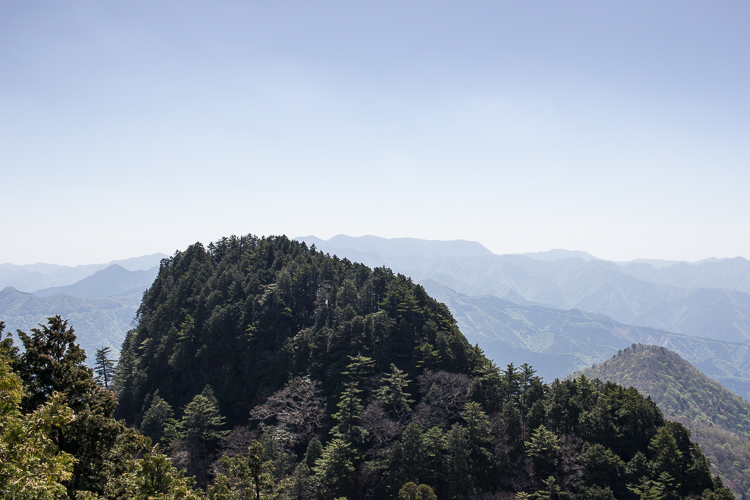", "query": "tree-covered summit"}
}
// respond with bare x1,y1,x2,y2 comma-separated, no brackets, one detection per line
116,234,481,426
108,234,736,499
